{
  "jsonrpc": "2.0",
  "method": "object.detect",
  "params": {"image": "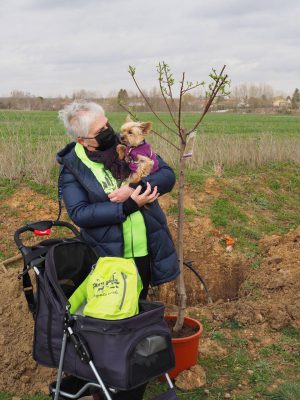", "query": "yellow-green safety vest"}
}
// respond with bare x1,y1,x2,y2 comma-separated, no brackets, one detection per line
75,143,148,258
68,256,143,319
